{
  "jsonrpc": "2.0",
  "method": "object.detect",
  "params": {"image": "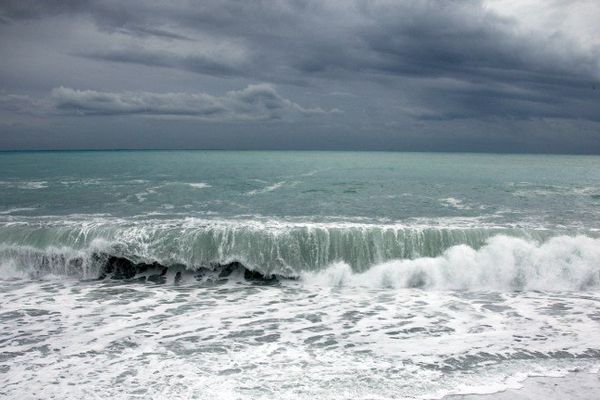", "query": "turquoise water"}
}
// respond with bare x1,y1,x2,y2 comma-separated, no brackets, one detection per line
1,150,600,276
2,150,600,225
1,151,600,399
